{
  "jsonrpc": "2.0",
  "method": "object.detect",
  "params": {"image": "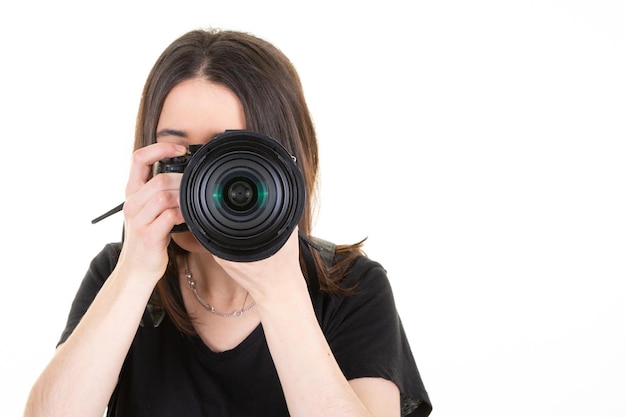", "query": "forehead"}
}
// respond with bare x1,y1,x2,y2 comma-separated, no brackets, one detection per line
157,78,246,143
